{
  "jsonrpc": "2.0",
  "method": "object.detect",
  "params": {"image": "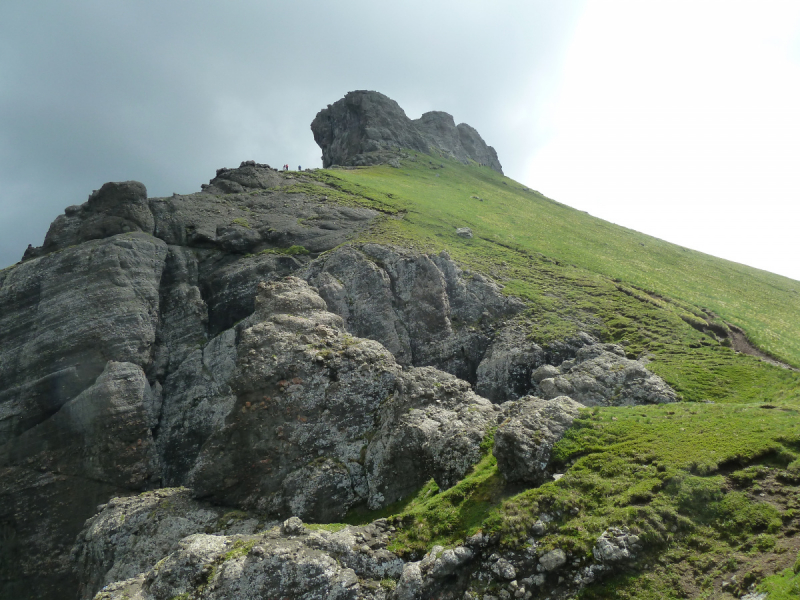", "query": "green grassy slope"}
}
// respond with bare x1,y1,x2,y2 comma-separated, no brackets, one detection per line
318,155,800,368
291,154,800,598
